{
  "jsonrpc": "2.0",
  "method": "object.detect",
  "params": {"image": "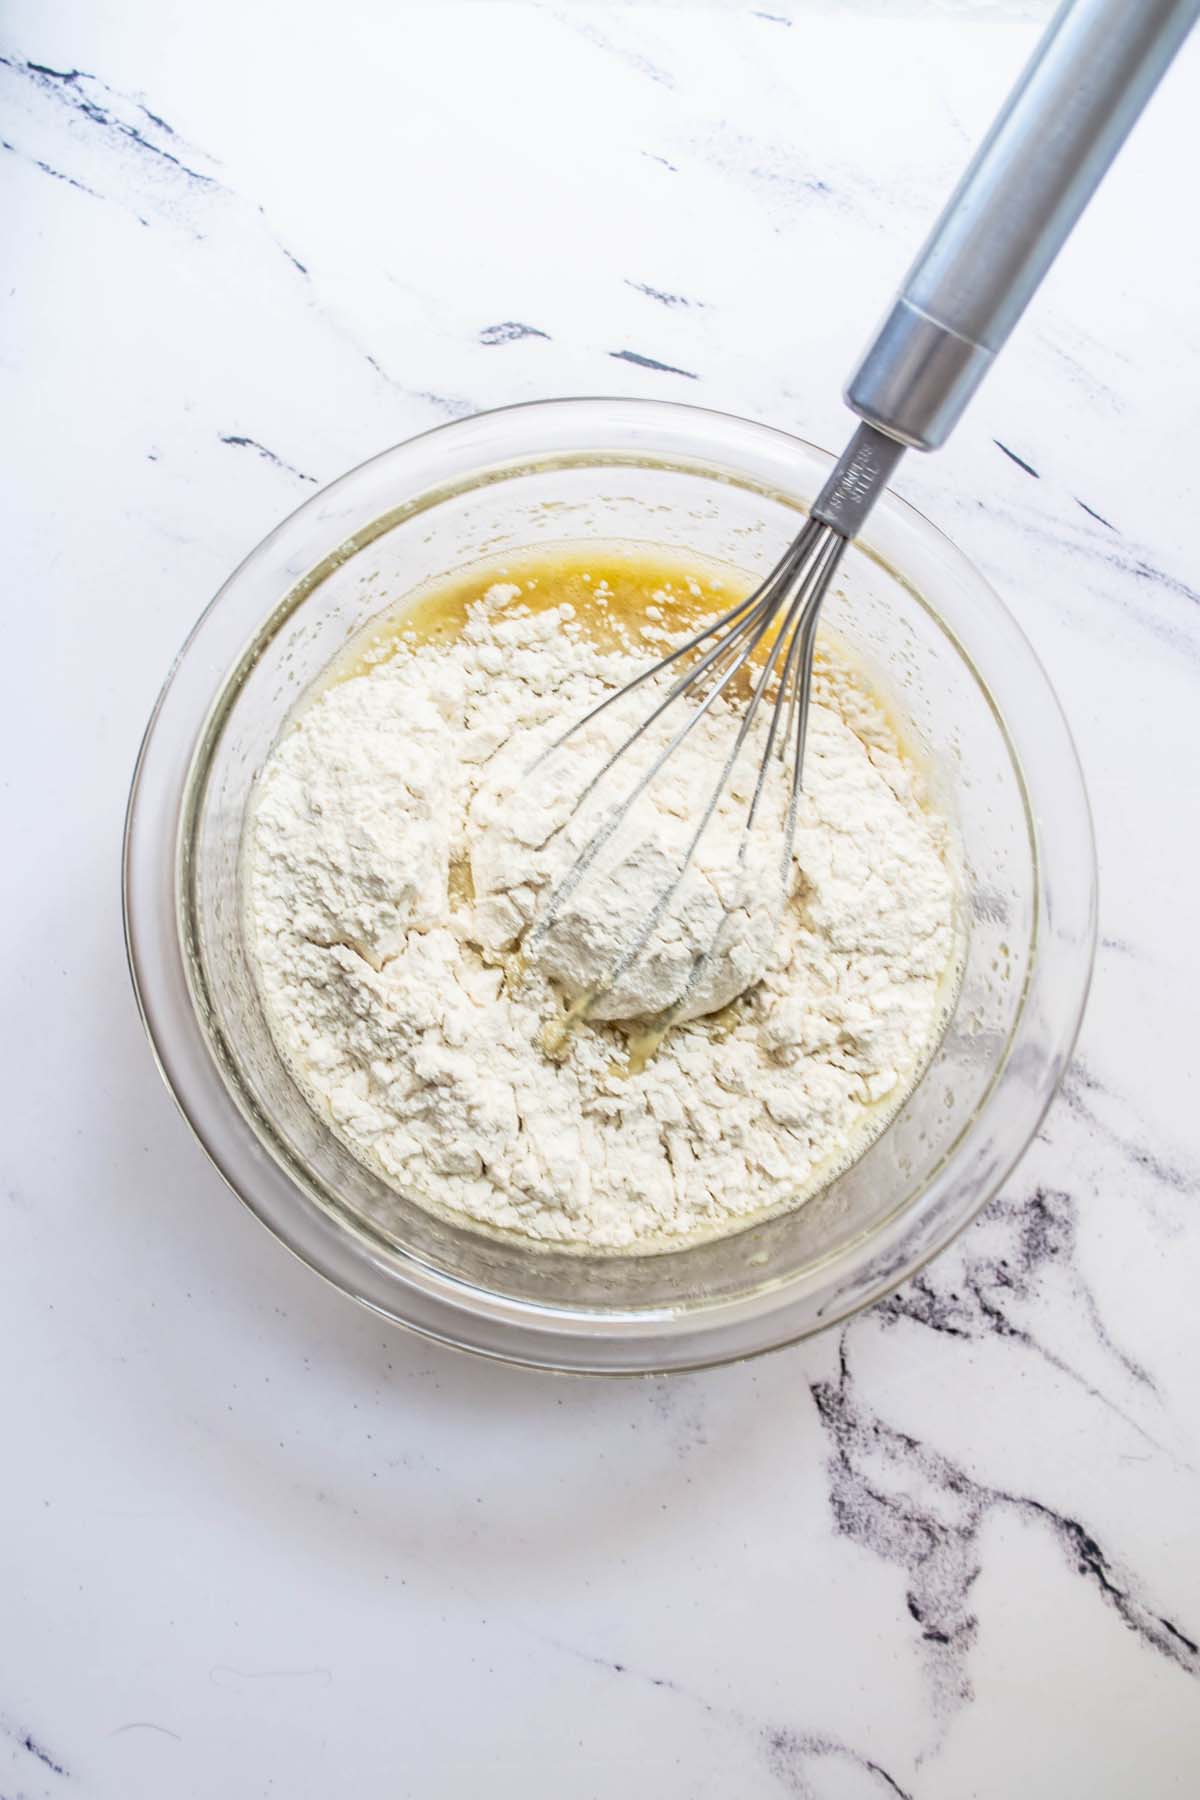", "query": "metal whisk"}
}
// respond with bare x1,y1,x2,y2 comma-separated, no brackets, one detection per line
528,0,1197,1034
525,508,853,1019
